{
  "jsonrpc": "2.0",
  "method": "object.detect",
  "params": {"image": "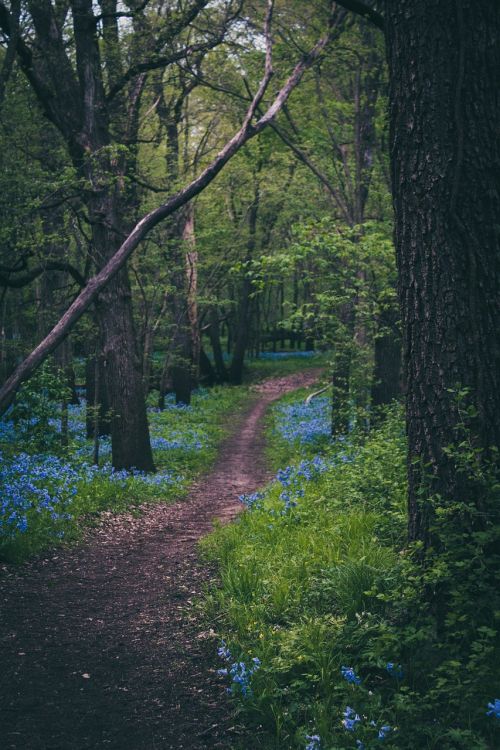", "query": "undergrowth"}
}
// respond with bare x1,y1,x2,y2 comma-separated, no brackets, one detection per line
202,392,500,750
0,366,250,562
245,351,328,383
